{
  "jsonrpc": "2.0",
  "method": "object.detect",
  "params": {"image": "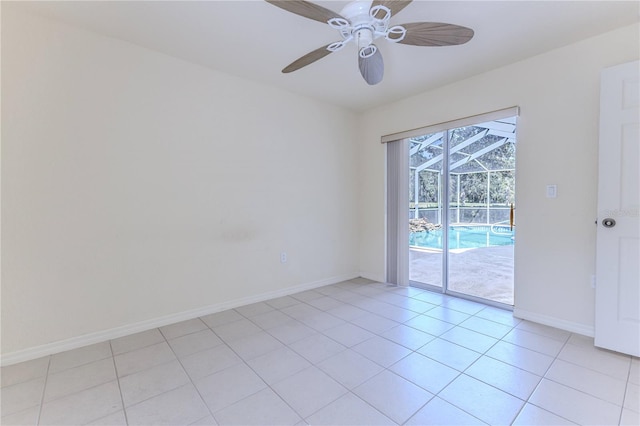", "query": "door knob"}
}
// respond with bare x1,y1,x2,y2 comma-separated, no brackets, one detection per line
602,218,616,228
